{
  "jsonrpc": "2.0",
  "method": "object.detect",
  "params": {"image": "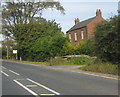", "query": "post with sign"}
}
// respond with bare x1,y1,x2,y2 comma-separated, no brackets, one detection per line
13,50,17,60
